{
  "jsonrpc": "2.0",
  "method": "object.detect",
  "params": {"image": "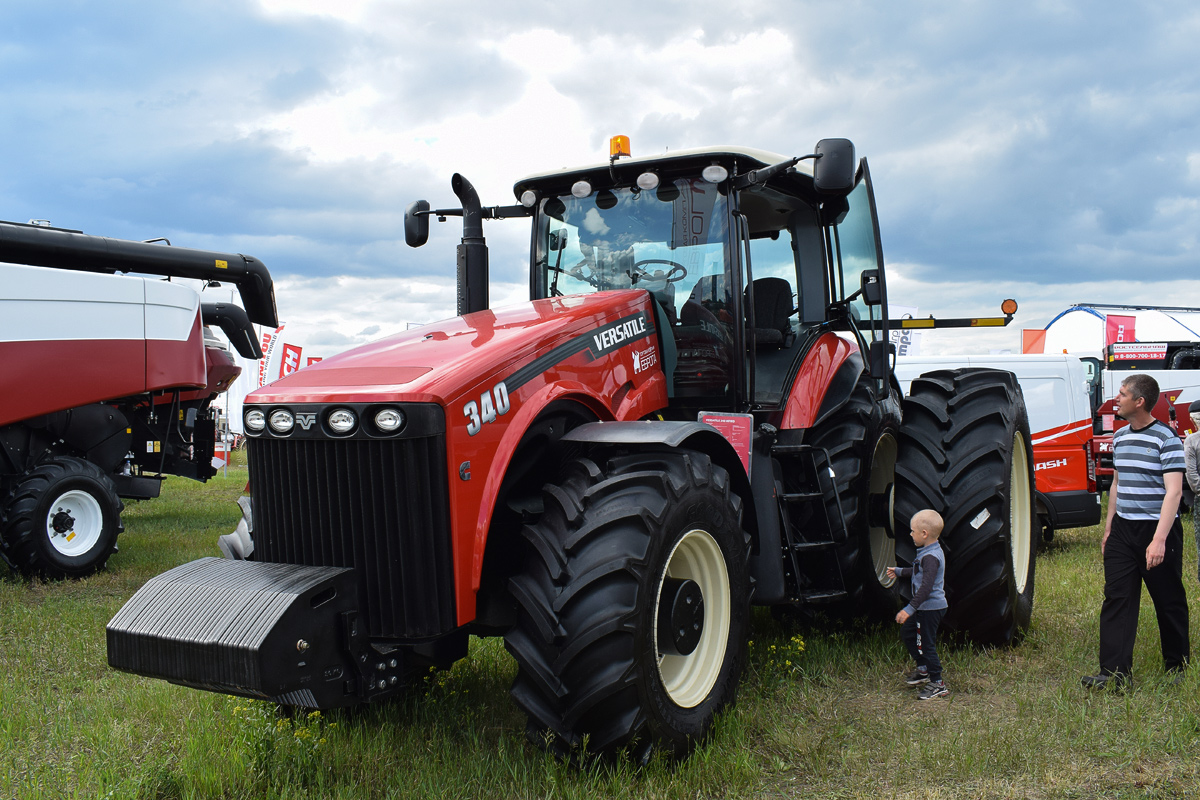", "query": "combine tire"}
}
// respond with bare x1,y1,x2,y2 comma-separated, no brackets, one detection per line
805,374,902,616
894,369,1037,646
505,449,751,762
1,456,123,579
